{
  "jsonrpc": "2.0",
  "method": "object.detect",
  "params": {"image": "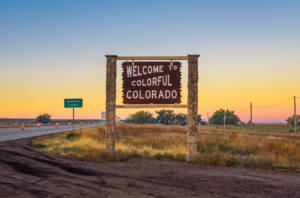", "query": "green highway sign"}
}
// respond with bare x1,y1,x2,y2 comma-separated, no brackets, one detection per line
64,99,83,108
